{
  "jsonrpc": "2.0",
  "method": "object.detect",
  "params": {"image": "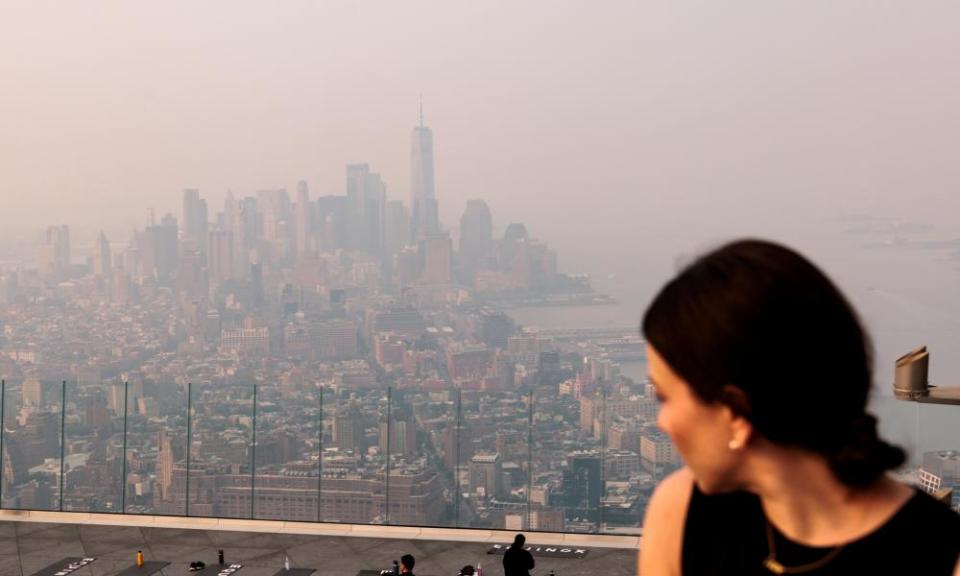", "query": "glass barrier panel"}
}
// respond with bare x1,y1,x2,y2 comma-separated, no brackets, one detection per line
252,379,322,521
380,386,449,527
0,379,63,511
188,381,255,518
122,380,189,515
453,386,530,530
531,384,584,534
403,385,457,528
323,385,384,524
62,377,123,512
